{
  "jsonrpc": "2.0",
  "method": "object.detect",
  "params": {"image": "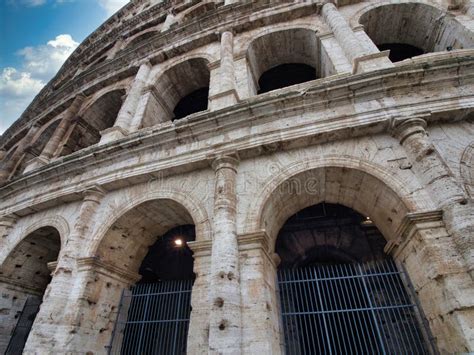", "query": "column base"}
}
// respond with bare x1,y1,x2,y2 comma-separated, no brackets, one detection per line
99,126,129,145
353,50,394,74
23,155,50,174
